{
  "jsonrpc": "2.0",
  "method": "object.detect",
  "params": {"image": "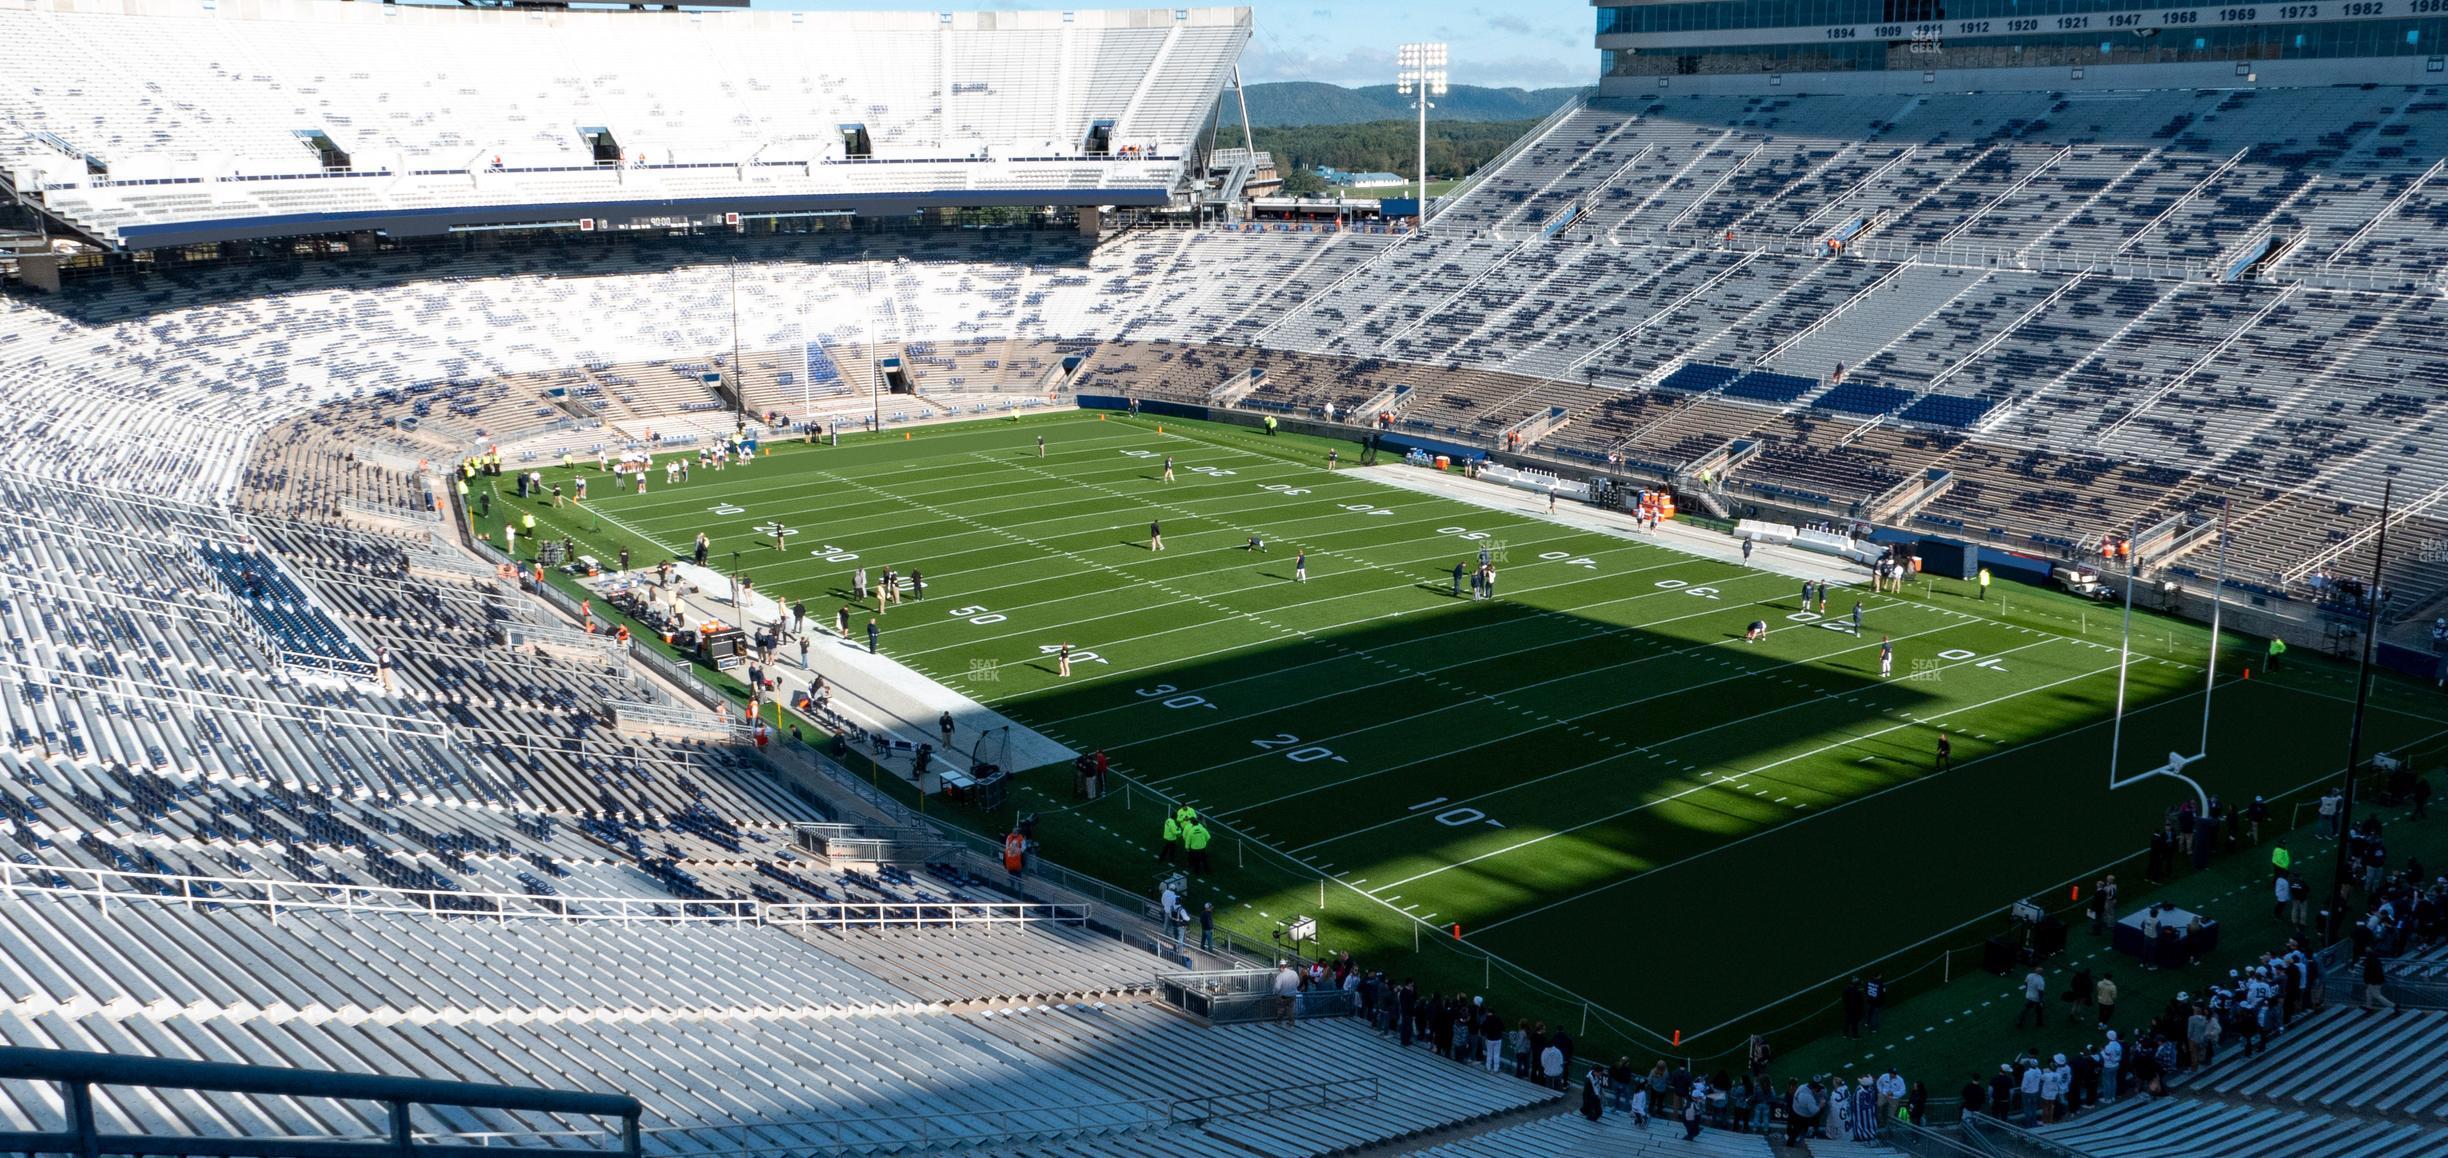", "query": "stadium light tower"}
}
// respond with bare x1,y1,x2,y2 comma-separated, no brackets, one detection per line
1395,42,1447,222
